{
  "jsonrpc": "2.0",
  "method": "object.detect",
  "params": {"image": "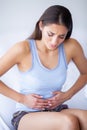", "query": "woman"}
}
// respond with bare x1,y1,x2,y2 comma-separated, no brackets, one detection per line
0,5,87,130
